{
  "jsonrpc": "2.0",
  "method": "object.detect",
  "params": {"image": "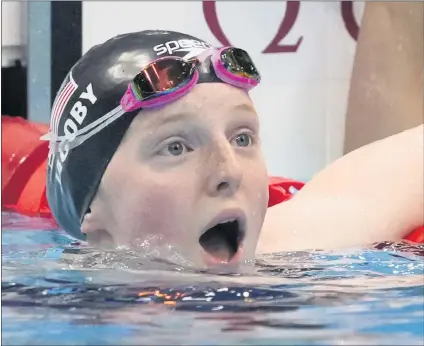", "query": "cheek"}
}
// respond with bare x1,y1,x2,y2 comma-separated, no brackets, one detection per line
244,157,269,211
114,179,193,242
247,154,268,188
